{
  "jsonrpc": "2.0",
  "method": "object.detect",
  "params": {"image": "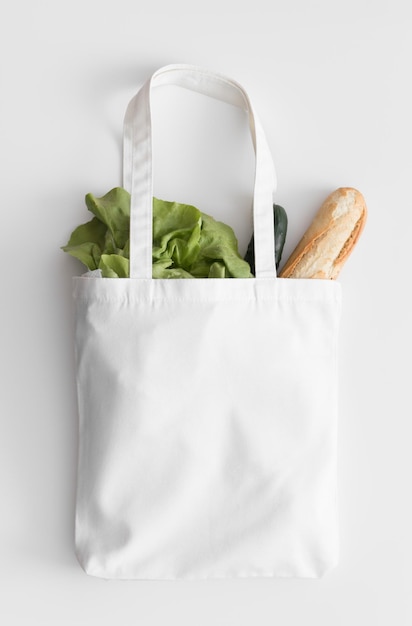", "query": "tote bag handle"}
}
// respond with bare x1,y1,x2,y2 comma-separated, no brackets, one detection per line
123,64,277,279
